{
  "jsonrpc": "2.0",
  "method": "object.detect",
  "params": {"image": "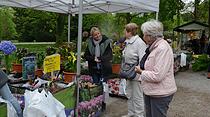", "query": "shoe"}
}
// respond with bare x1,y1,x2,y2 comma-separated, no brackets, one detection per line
102,102,106,112
121,115,130,117
121,115,128,117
